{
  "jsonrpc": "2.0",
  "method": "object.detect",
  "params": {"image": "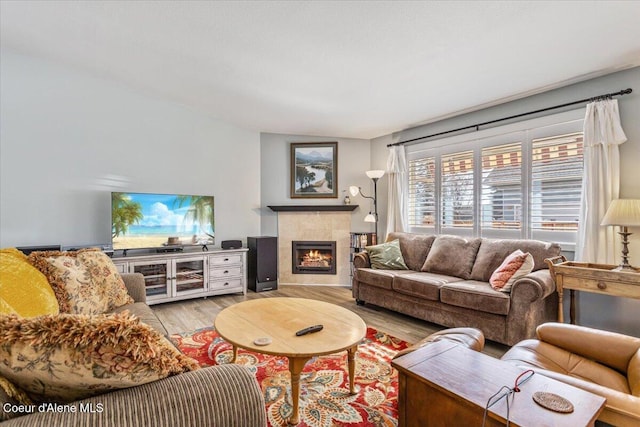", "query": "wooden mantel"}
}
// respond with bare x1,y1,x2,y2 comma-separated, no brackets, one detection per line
268,205,358,212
